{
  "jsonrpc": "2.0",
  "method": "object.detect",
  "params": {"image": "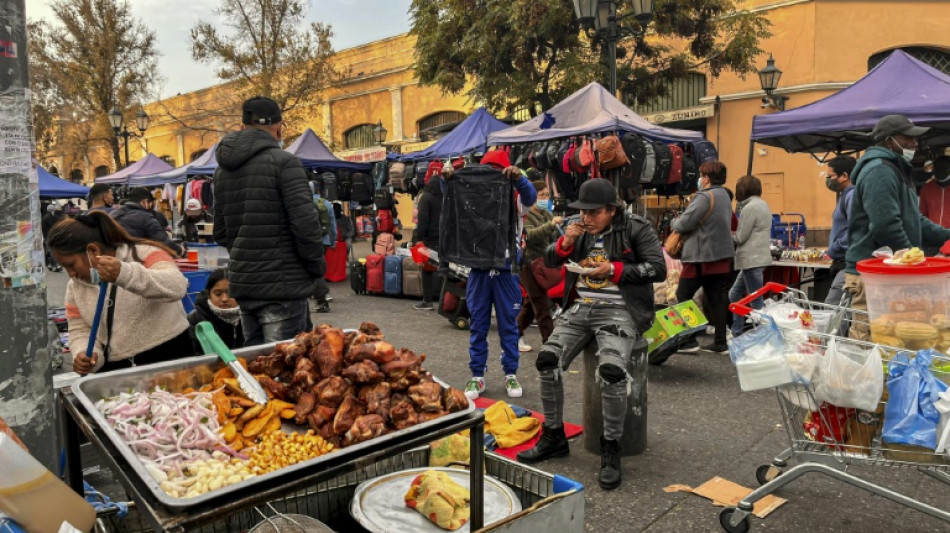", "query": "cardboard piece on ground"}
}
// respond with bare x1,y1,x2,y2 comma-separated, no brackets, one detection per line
664,476,786,519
